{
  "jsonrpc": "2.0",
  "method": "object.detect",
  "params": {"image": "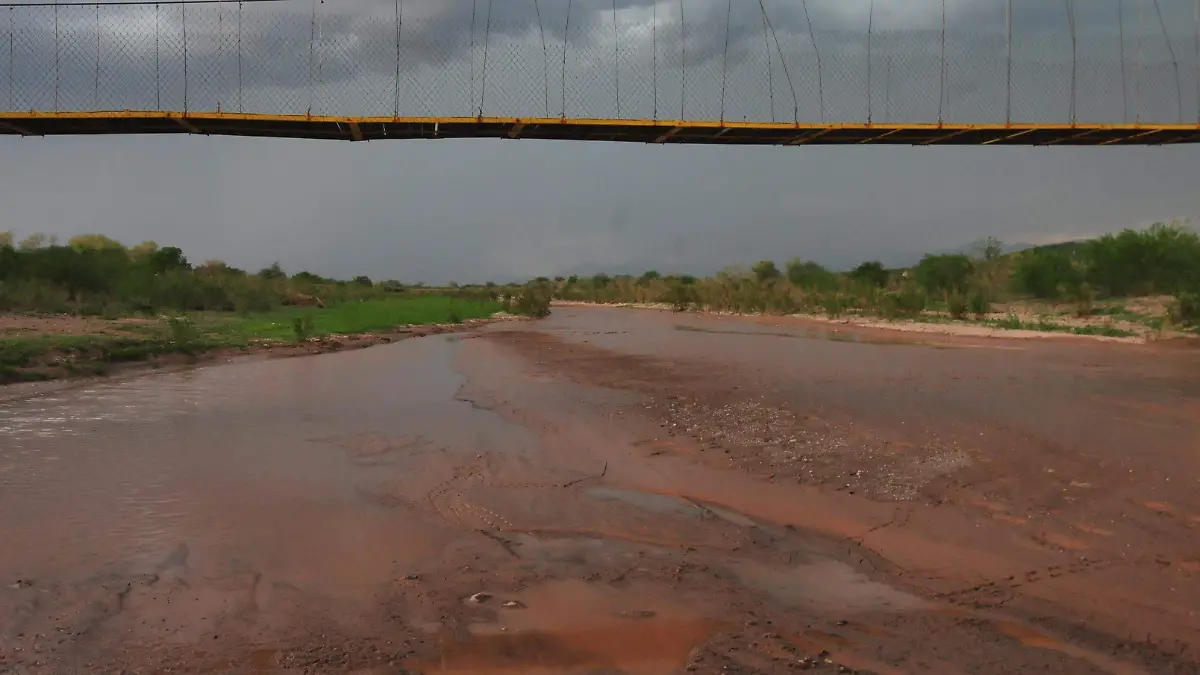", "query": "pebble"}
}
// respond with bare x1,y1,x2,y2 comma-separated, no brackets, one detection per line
501,601,525,609
467,592,492,604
